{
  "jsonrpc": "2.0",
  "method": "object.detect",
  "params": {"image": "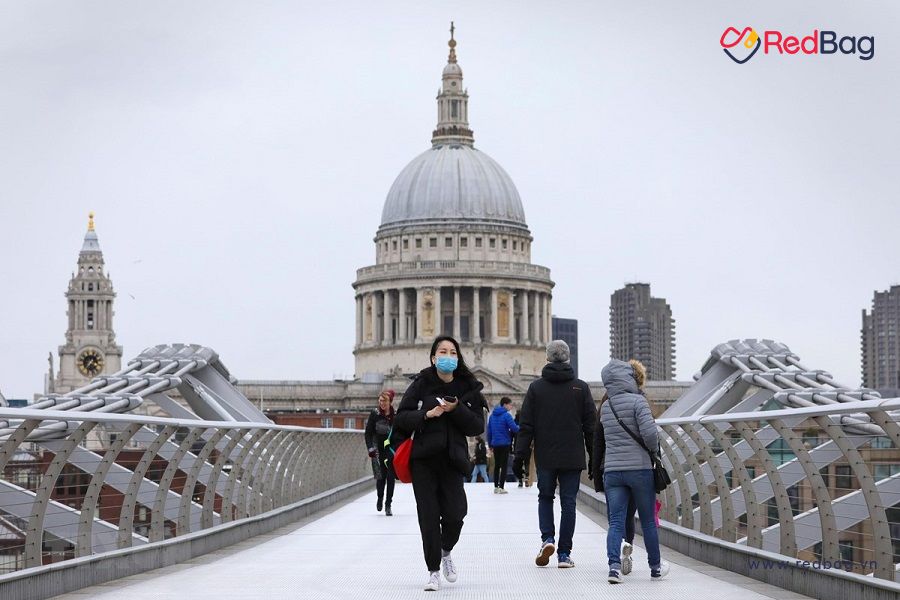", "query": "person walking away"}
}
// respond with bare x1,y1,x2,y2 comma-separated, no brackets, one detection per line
394,336,488,591
365,389,397,515
487,397,519,493
469,436,490,483
513,340,596,568
593,391,637,574
600,359,669,583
